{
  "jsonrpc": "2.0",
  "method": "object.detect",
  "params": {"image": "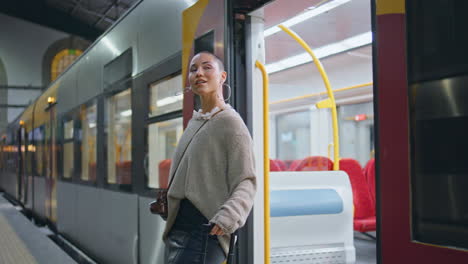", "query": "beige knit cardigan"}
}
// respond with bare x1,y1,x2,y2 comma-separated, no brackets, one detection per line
162,107,257,255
